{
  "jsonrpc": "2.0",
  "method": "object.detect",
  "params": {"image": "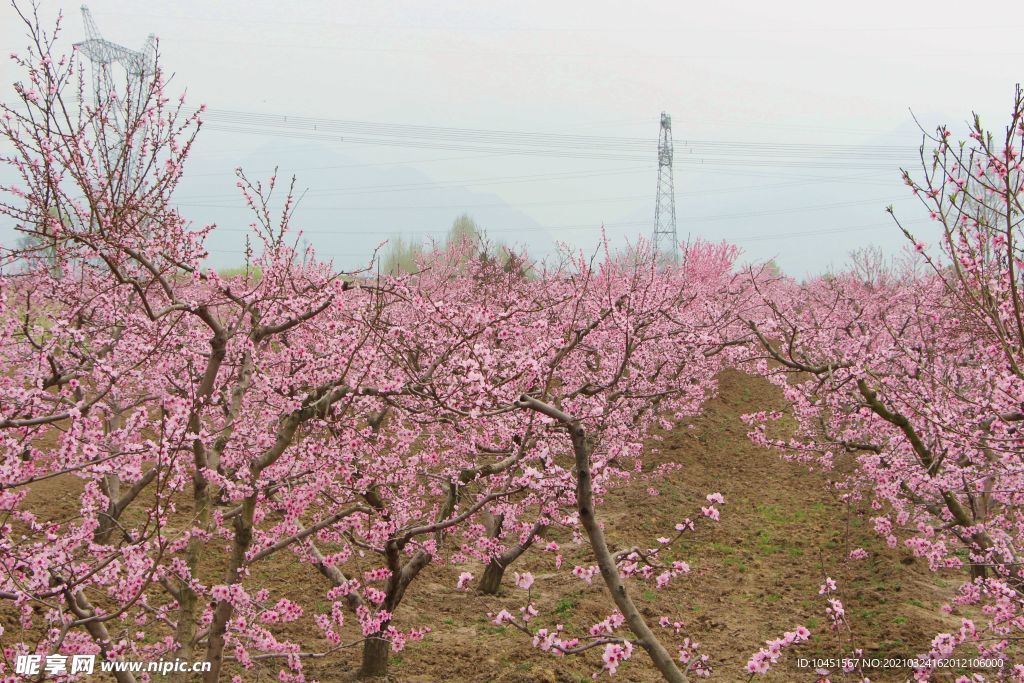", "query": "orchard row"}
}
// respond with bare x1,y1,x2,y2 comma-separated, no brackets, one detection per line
1,8,1023,682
